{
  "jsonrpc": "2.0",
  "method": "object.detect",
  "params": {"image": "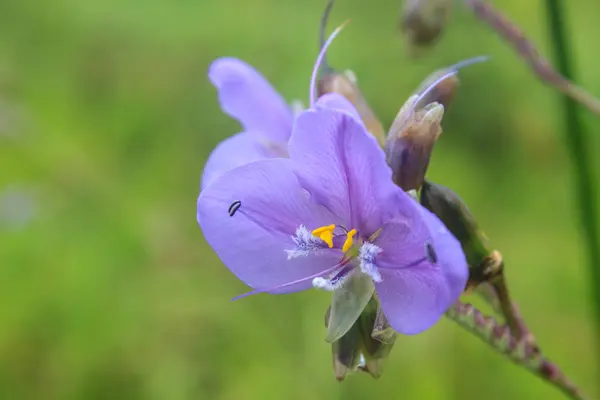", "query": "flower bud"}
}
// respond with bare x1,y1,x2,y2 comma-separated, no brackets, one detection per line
356,295,397,379
413,56,489,110
400,0,452,50
326,294,397,381
420,180,490,266
385,95,444,191
414,68,459,110
328,312,363,381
